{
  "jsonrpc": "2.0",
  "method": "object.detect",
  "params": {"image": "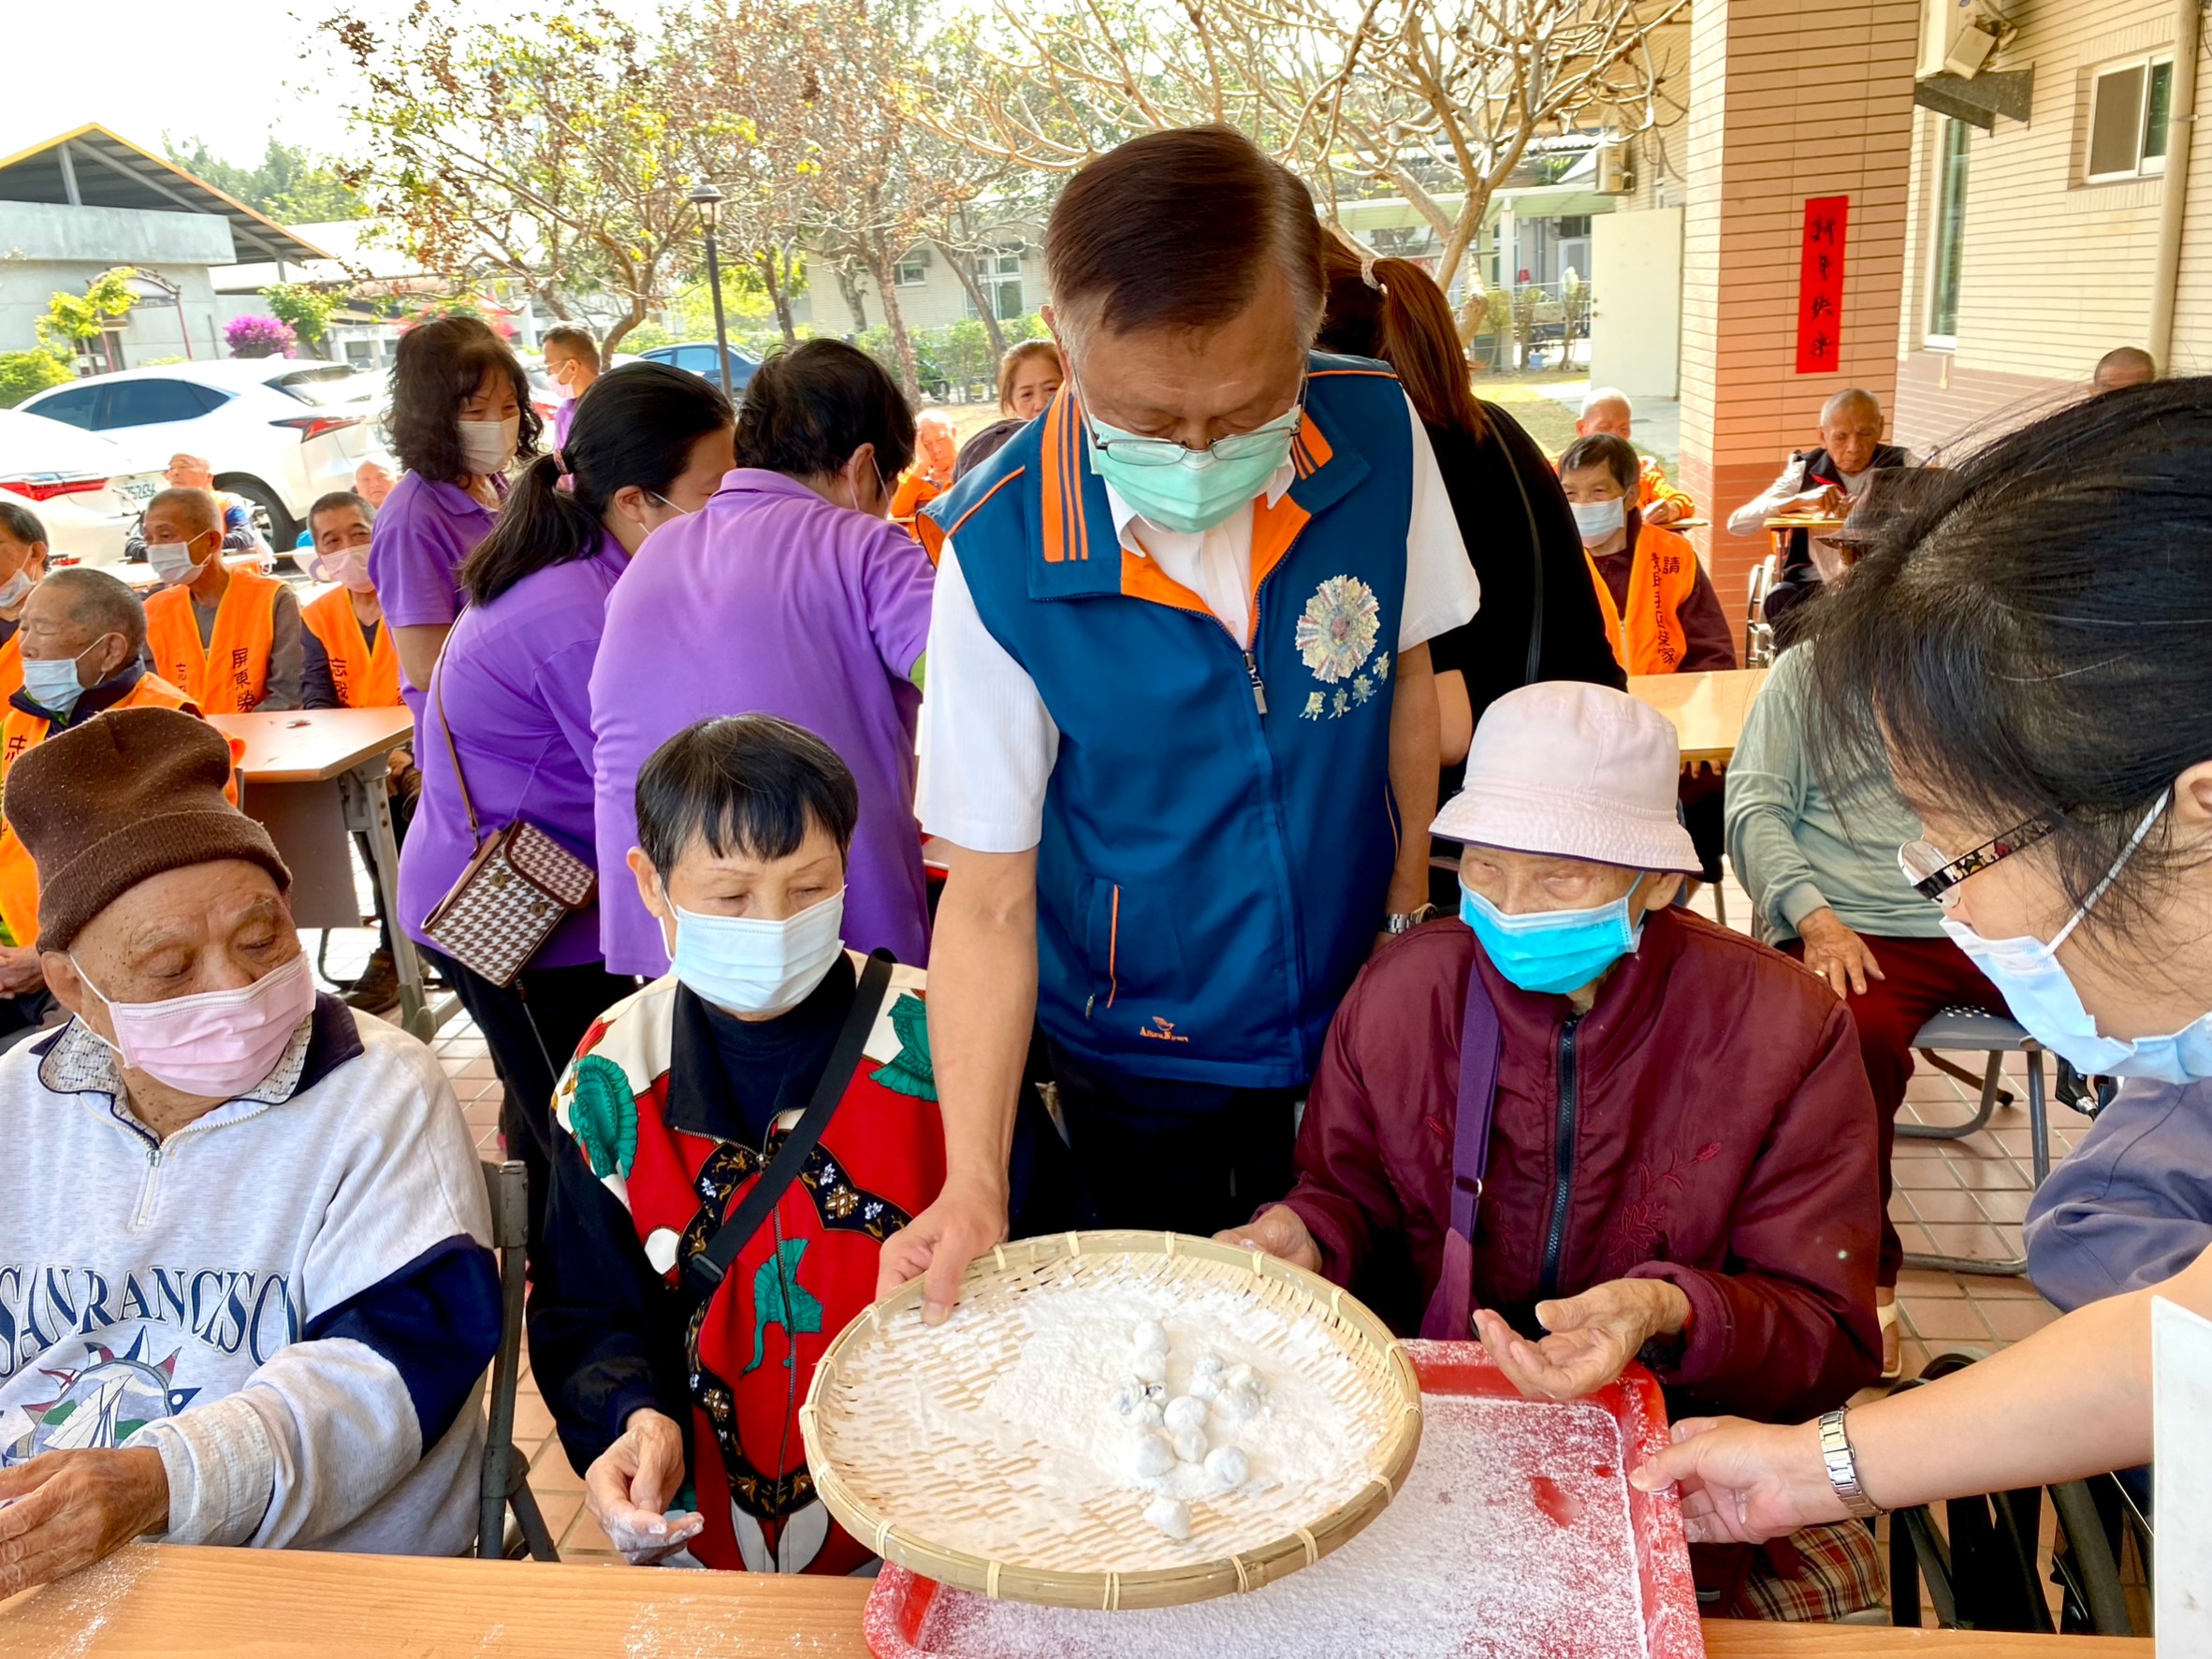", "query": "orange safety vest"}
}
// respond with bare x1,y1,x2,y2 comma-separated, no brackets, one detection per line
0,633,20,707
0,673,205,947
301,586,402,709
1637,456,1695,521
144,569,284,715
1587,522,1699,677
